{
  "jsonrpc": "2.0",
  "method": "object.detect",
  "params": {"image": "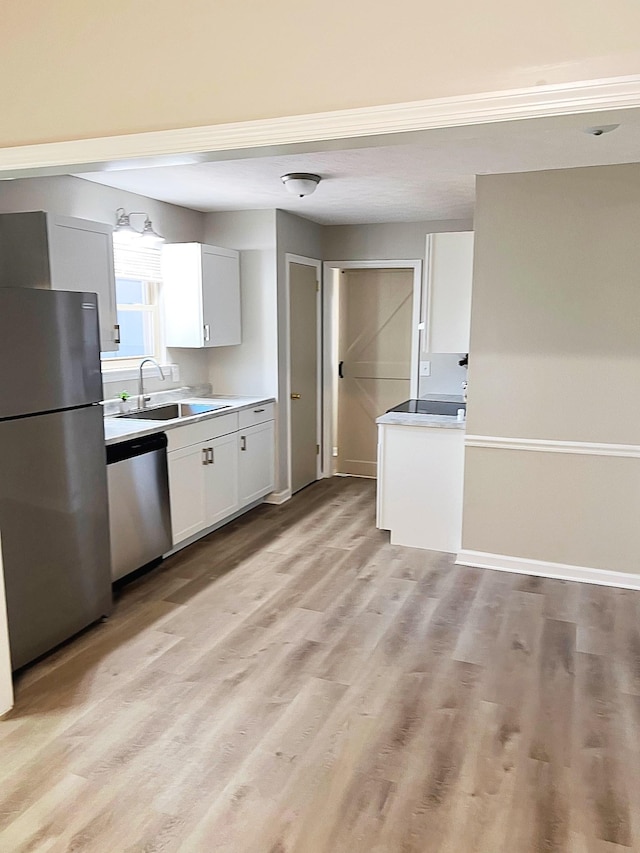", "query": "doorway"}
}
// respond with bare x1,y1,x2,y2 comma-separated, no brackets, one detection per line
287,256,322,495
323,261,421,479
